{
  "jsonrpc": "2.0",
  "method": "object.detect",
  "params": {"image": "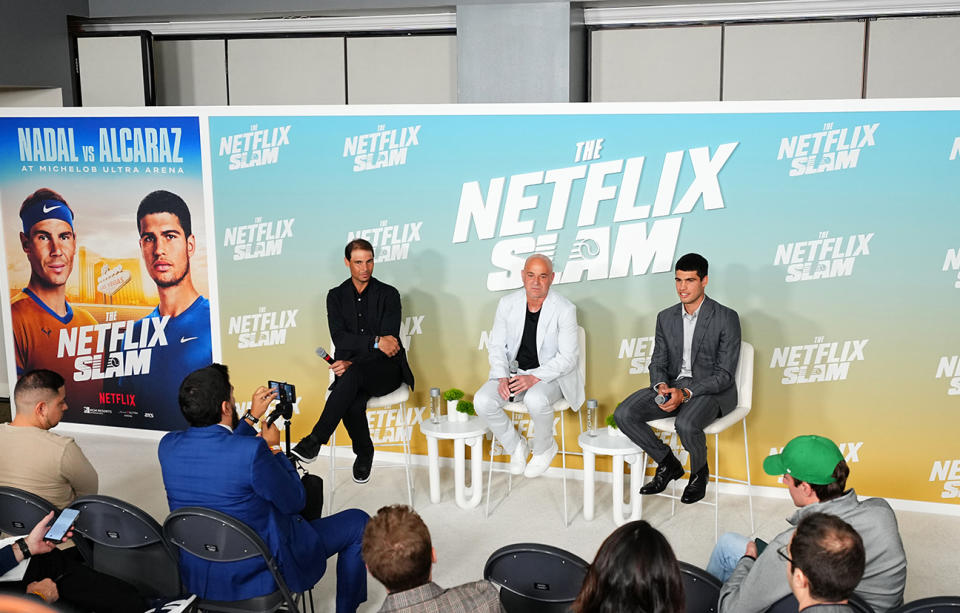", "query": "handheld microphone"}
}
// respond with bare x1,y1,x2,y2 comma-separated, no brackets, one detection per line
315,346,335,365
508,360,519,402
